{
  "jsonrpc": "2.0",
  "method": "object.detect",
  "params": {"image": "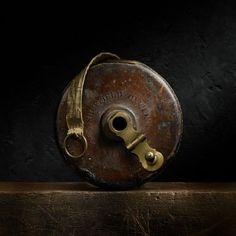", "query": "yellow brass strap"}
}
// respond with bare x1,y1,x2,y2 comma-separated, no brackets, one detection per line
106,111,164,172
64,52,120,158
